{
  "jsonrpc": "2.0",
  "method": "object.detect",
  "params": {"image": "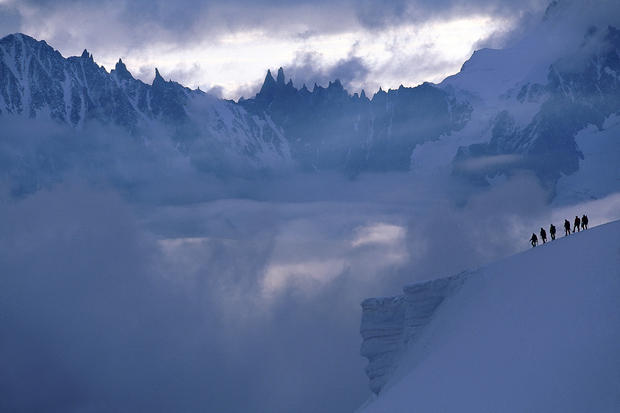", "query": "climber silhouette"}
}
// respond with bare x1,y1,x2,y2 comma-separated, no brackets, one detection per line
573,215,581,233
530,233,538,247
540,227,547,244
581,214,589,230
564,219,571,236
549,224,556,240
